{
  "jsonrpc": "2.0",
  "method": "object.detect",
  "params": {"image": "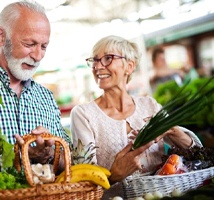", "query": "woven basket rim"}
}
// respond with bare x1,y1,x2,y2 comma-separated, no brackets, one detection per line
123,166,214,200
0,182,104,200
125,166,214,180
